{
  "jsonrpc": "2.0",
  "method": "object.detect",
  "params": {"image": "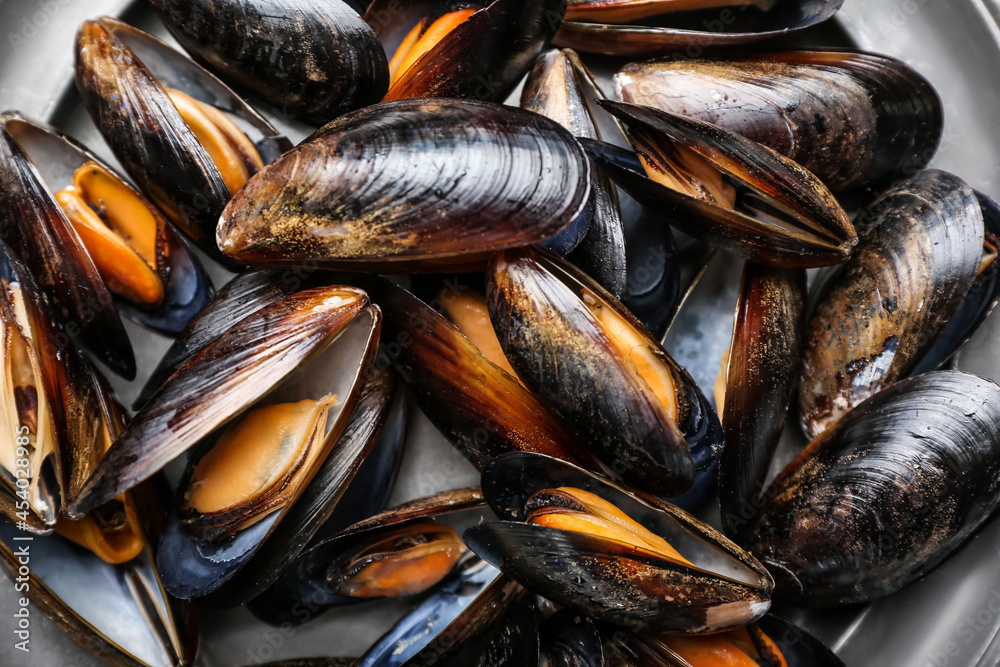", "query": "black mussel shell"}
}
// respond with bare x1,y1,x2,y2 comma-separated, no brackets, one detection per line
751,371,1000,607
149,0,389,124
799,170,984,440
217,99,590,272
